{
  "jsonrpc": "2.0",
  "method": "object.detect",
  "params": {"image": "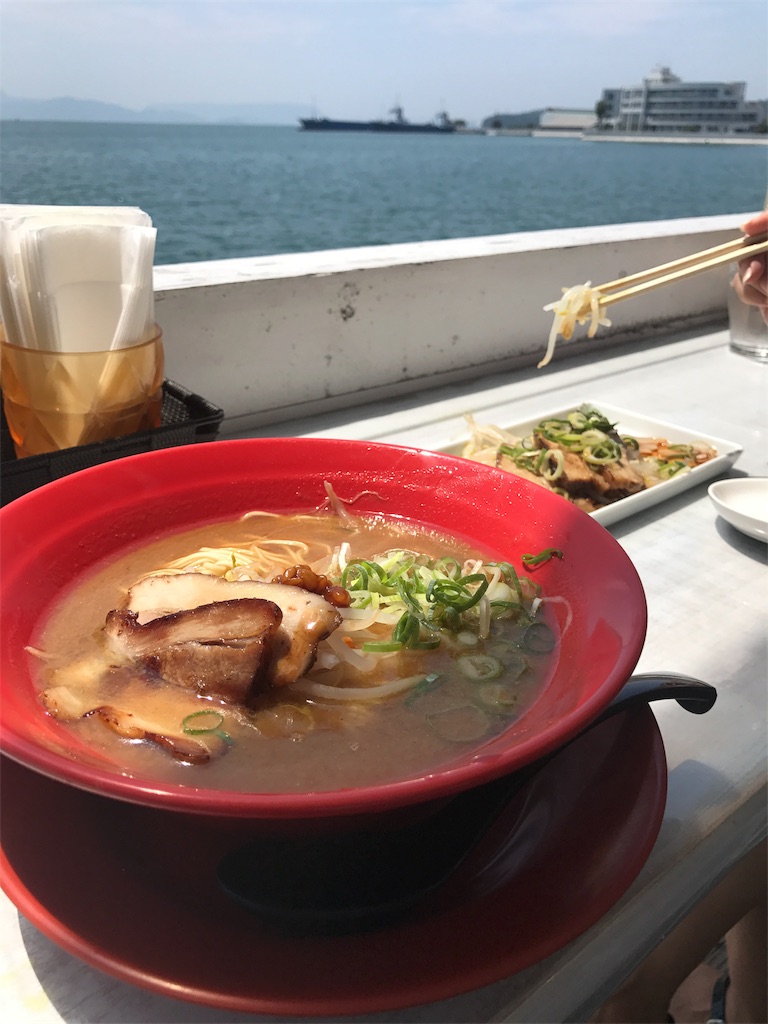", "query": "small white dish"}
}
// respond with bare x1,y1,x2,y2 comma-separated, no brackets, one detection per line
708,478,768,543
